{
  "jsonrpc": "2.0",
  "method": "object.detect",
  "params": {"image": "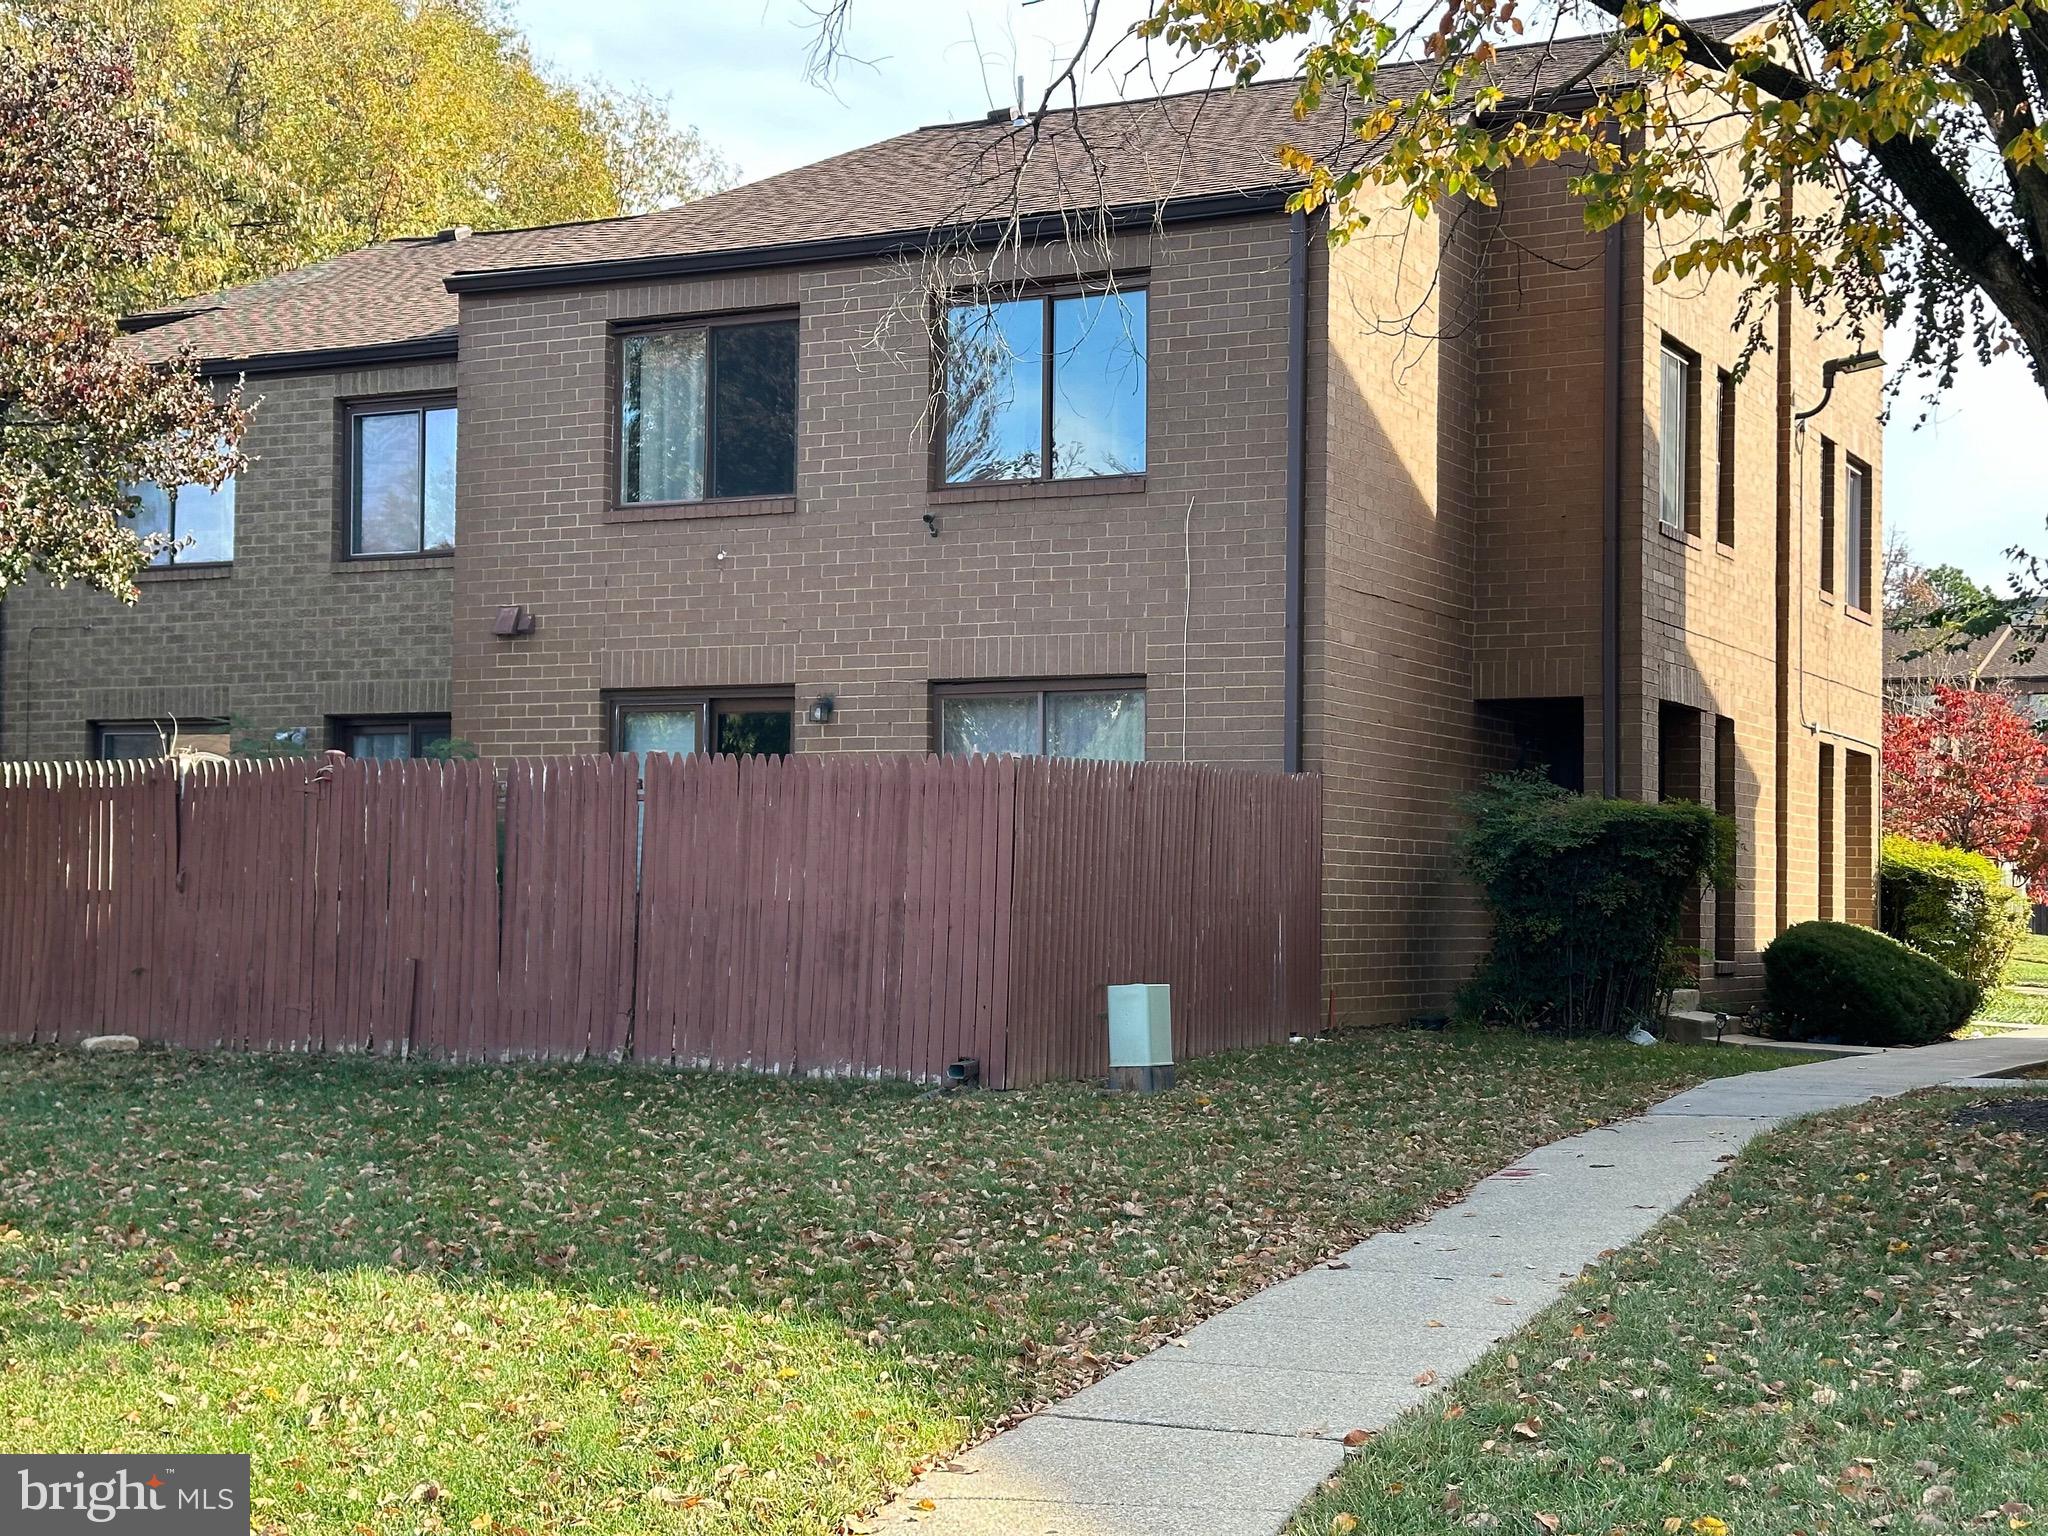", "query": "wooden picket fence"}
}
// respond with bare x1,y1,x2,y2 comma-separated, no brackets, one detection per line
0,752,1320,1087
